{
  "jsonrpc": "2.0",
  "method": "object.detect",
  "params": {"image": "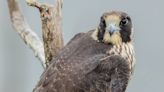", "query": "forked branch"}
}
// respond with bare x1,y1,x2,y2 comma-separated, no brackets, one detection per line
7,0,64,68
7,0,46,68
